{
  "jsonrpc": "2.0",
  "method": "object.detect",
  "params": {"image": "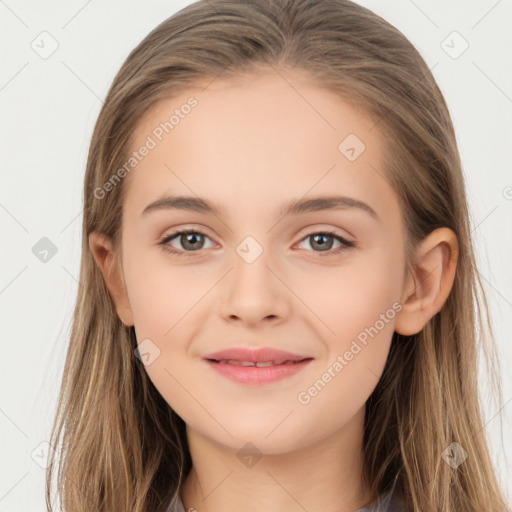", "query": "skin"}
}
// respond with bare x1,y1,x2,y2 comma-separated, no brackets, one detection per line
89,67,458,512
